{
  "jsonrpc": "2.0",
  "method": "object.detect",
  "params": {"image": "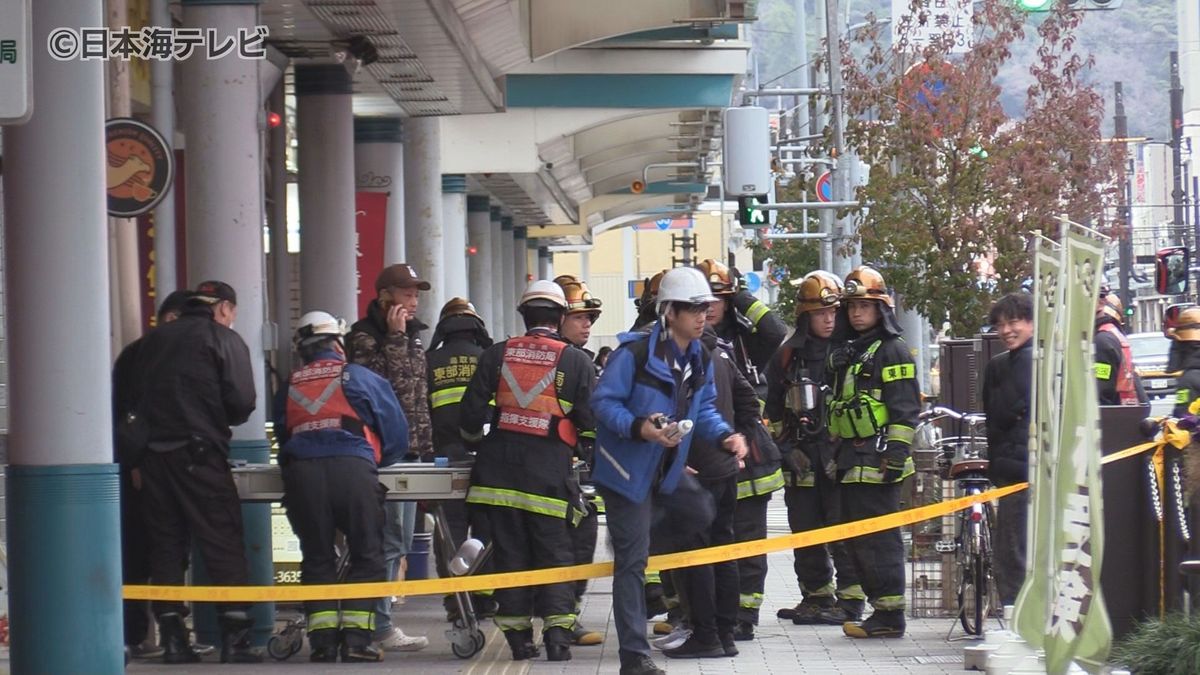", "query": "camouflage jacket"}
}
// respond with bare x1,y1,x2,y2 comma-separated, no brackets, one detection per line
347,300,433,459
